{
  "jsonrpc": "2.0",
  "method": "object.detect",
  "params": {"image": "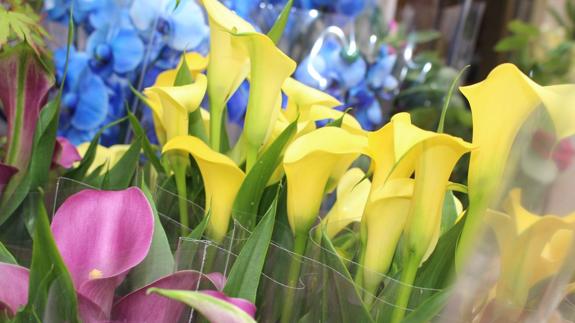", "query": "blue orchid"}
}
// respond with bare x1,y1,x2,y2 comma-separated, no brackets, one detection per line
54,47,109,146
130,0,209,52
